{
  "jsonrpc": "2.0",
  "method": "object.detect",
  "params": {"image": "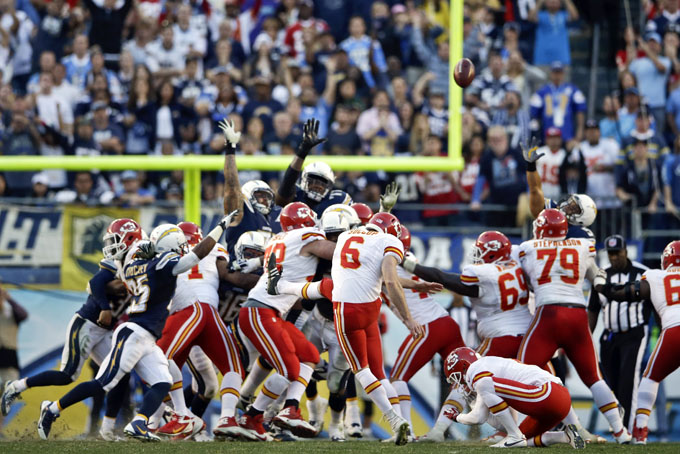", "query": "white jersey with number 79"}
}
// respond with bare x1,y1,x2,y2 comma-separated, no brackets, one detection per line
518,238,596,308
331,228,404,304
